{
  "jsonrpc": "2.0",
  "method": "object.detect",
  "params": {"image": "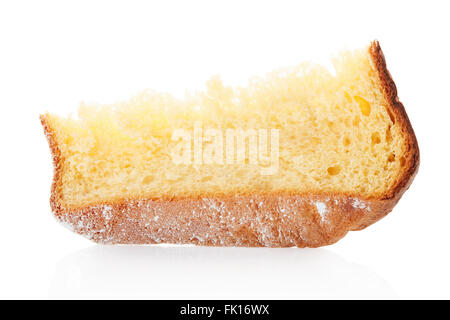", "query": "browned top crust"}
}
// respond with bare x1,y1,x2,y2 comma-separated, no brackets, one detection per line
40,41,420,247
